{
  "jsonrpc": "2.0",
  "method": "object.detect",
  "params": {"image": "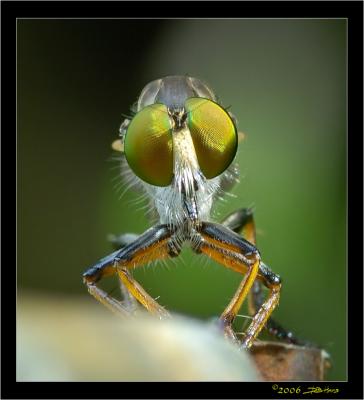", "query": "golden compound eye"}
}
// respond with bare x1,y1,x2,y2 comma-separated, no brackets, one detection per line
124,104,173,186
185,98,238,179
